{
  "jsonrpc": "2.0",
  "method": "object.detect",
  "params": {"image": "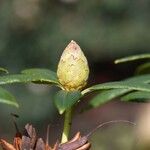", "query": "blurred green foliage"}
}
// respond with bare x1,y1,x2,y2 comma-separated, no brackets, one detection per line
0,0,150,71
